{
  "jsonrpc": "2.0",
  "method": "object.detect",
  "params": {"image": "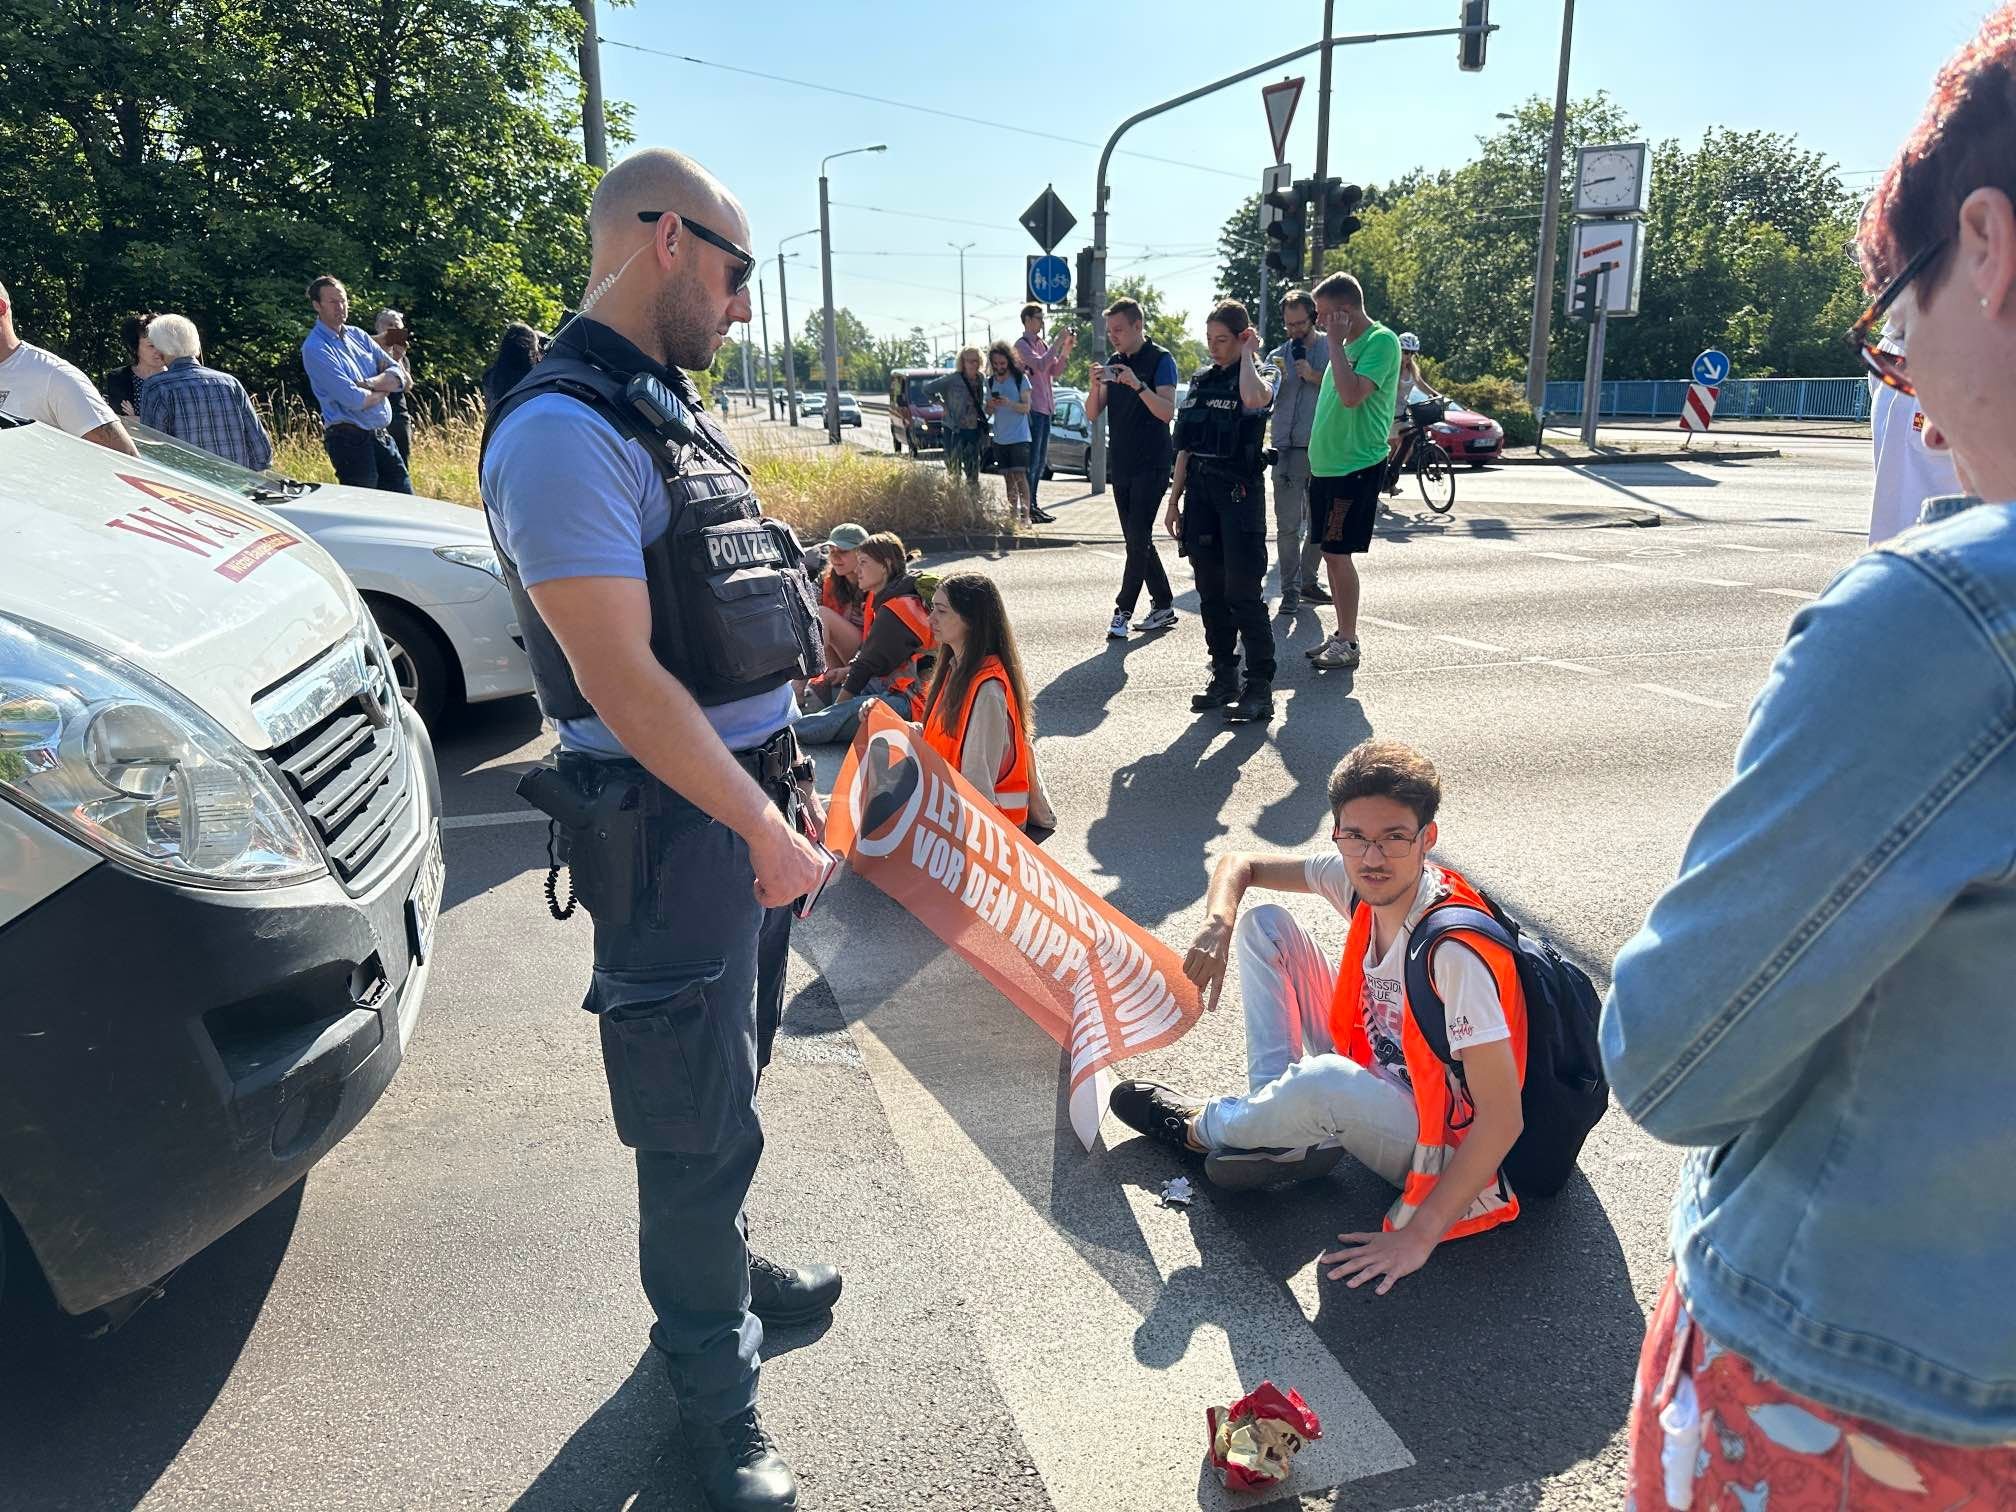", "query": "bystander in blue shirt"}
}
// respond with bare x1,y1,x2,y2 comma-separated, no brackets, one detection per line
301,321,400,430
139,355,273,470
